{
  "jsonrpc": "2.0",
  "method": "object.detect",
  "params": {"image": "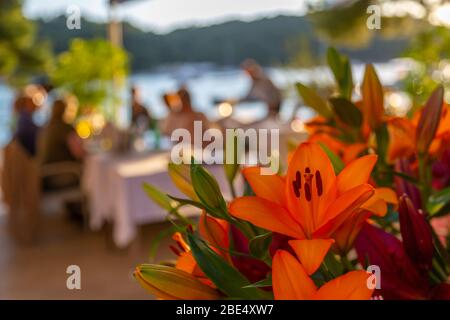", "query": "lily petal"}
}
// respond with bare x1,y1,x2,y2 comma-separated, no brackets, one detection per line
361,187,398,217
199,213,230,261
376,187,399,206
337,154,377,194
361,198,387,217
229,196,305,239
313,270,373,300
332,210,372,254
387,118,416,163
286,142,337,236
273,250,317,300
314,184,375,237
242,166,286,207
288,239,334,275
